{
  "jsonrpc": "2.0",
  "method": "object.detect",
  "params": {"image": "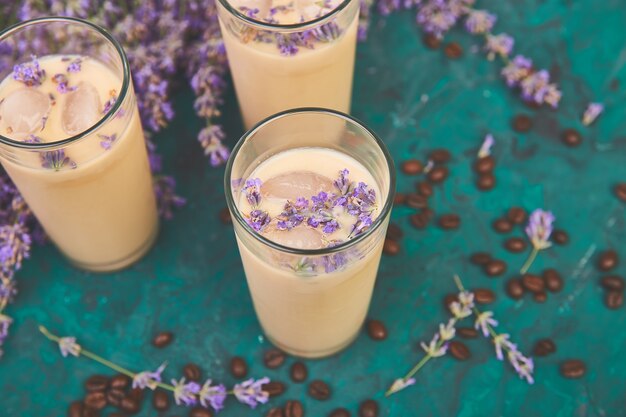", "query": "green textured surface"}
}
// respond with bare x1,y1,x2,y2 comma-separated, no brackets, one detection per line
3,0,626,415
